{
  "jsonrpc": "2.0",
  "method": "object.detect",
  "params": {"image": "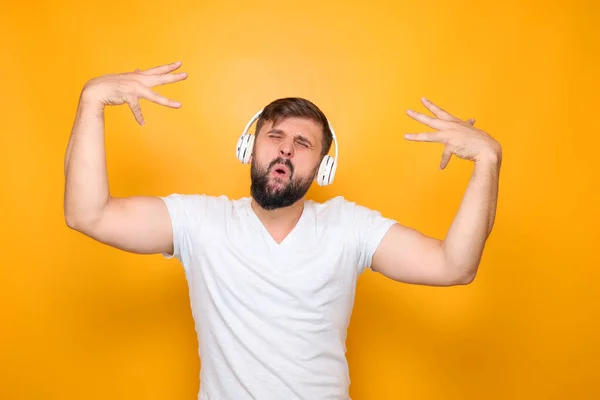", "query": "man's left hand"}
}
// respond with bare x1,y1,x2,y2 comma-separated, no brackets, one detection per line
404,97,502,169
